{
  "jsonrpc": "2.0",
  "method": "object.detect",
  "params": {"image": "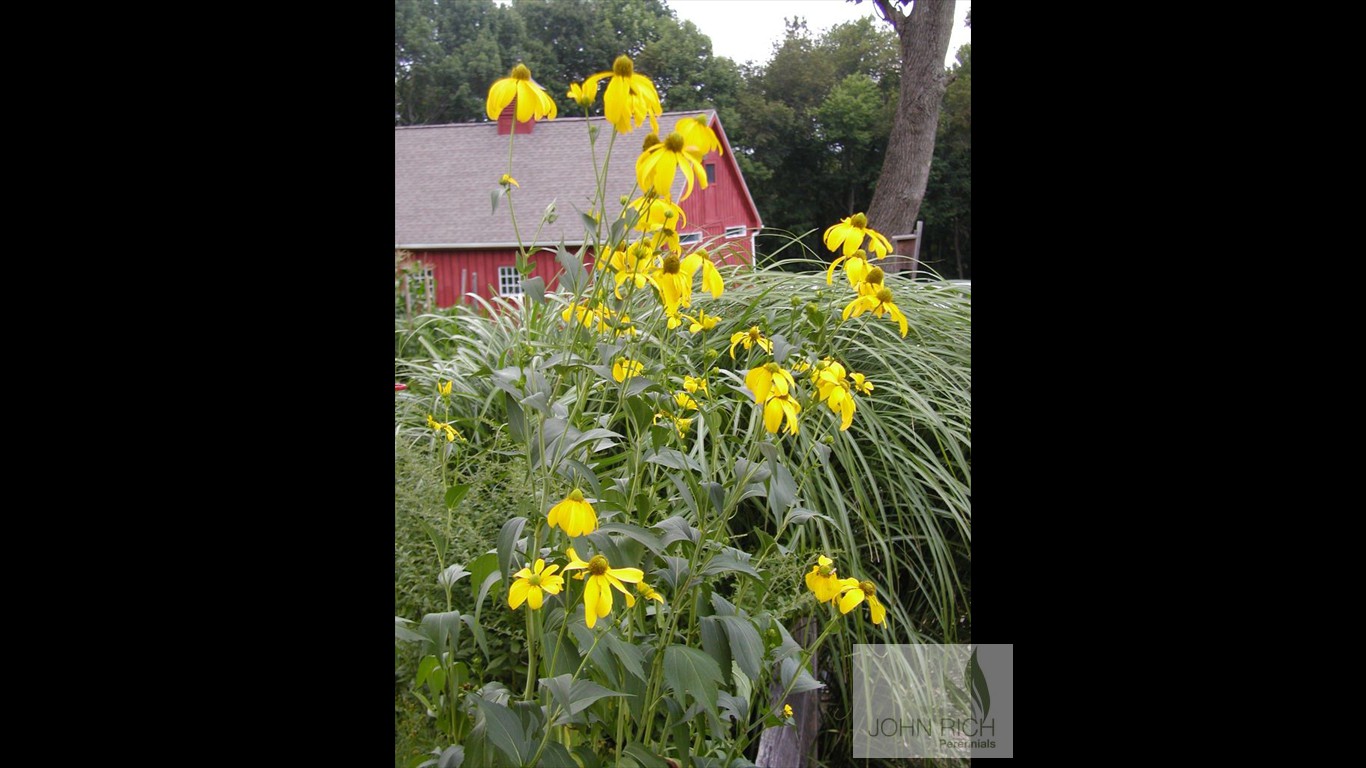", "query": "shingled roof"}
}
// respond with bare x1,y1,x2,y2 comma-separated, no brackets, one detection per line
395,111,756,248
